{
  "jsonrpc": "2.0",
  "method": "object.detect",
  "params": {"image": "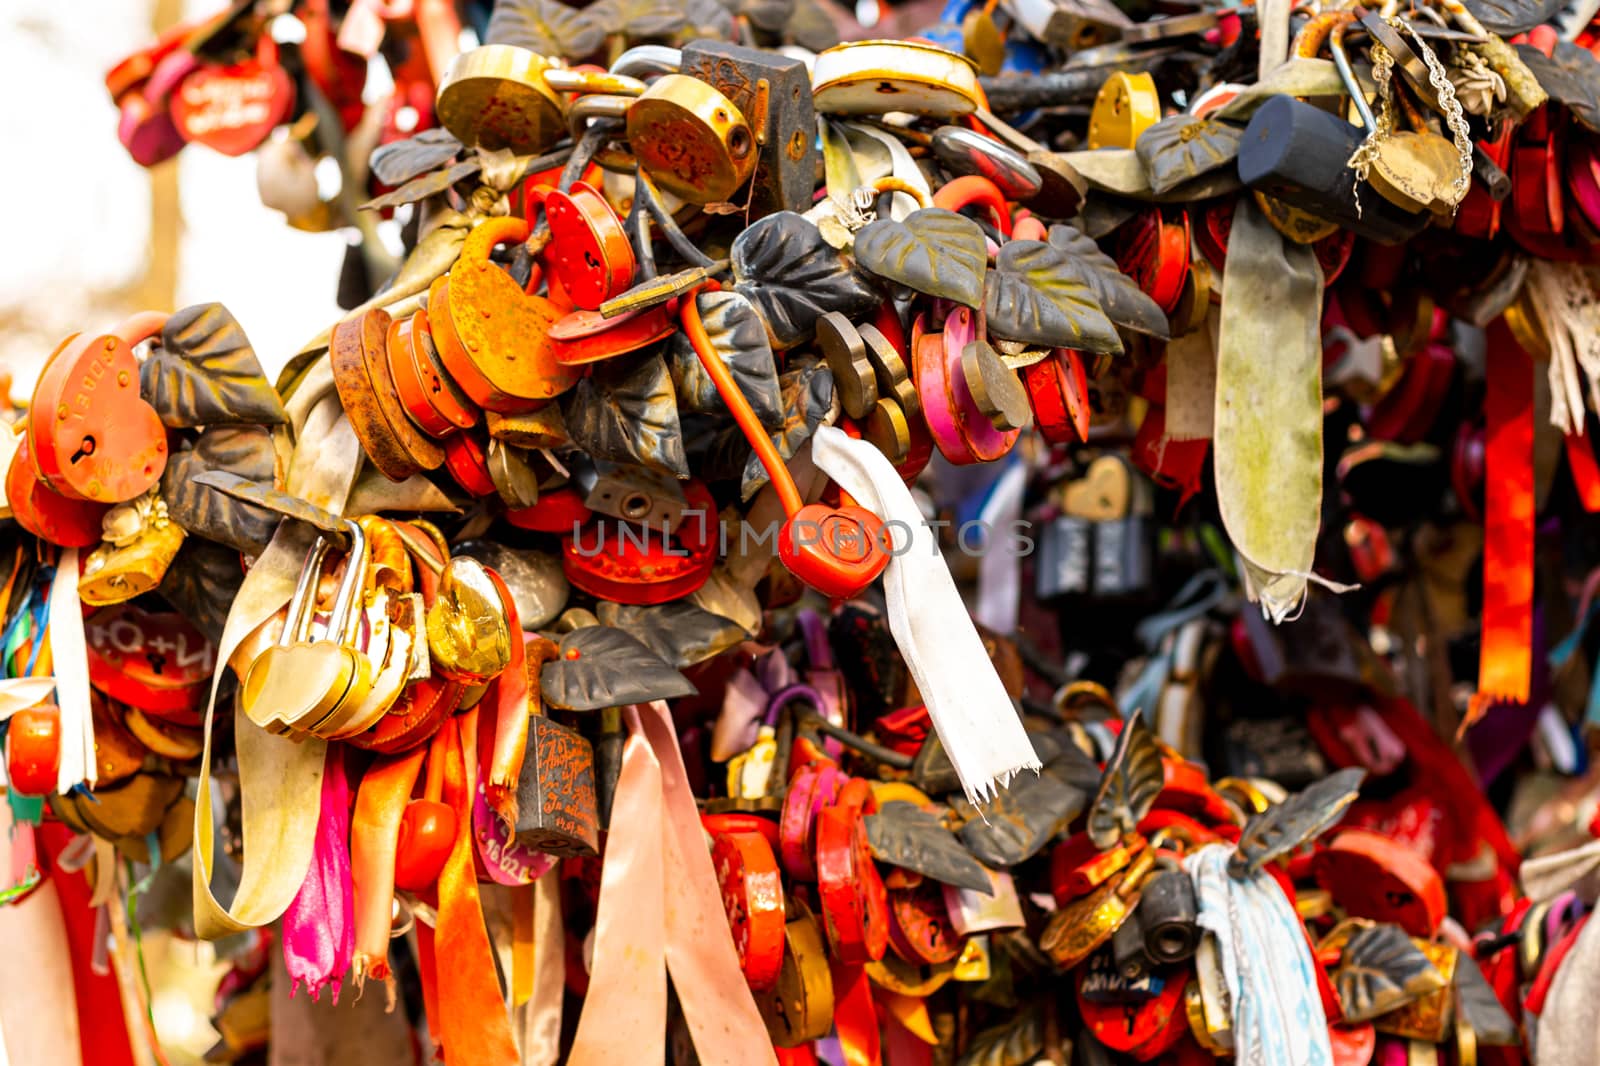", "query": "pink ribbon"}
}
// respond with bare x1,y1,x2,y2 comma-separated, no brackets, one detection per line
570,702,778,1066
283,748,355,1002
